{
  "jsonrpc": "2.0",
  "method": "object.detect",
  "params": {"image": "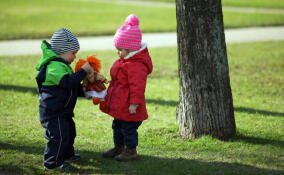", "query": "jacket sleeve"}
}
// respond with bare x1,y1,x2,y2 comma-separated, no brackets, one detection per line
59,69,87,88
77,83,86,97
127,62,148,105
